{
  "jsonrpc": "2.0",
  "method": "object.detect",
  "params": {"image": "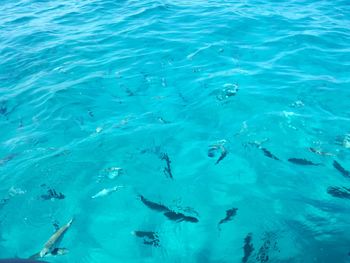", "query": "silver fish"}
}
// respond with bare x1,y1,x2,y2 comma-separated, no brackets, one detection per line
91,185,123,199
30,218,73,259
